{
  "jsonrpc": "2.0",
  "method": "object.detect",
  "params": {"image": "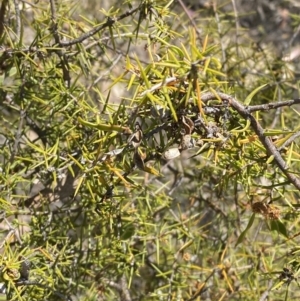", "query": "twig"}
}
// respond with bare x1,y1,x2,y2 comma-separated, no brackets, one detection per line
259,280,273,301
140,77,177,96
270,107,281,129
289,23,300,47
21,165,81,208
15,279,72,301
119,275,132,301
19,0,41,9
49,0,71,87
0,0,8,38
200,91,300,191
213,2,226,70
186,268,218,301
270,85,282,129
106,279,122,291
79,54,122,99
59,7,140,47
106,275,132,301
177,0,202,43
10,108,26,163
25,115,48,146
278,131,300,151
0,218,22,247
247,99,300,113
13,0,21,43
49,0,58,43
84,32,149,51
0,230,15,250
167,252,179,301
230,0,240,57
